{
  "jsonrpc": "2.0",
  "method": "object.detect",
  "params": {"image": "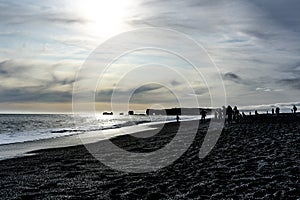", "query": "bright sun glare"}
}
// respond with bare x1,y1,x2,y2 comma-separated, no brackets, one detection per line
78,0,131,38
